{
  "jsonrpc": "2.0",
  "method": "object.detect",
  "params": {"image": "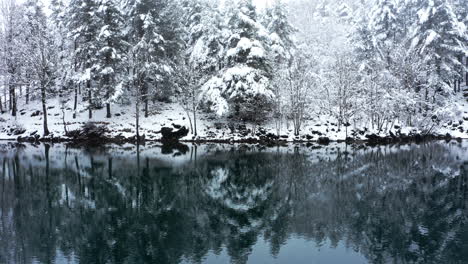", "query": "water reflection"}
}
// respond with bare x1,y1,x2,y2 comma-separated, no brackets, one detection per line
0,142,467,264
